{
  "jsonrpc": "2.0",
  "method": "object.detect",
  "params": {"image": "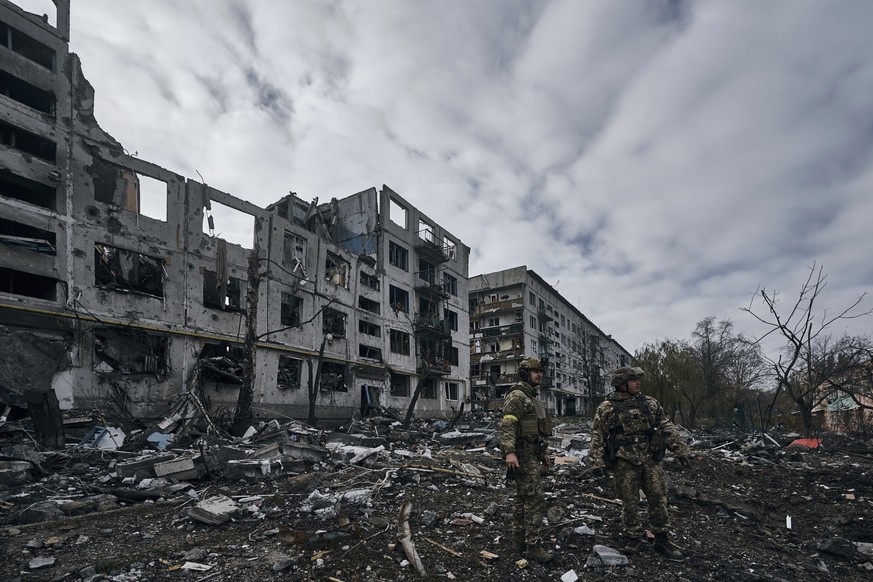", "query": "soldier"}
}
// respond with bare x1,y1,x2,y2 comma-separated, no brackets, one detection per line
500,357,554,563
588,366,692,561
